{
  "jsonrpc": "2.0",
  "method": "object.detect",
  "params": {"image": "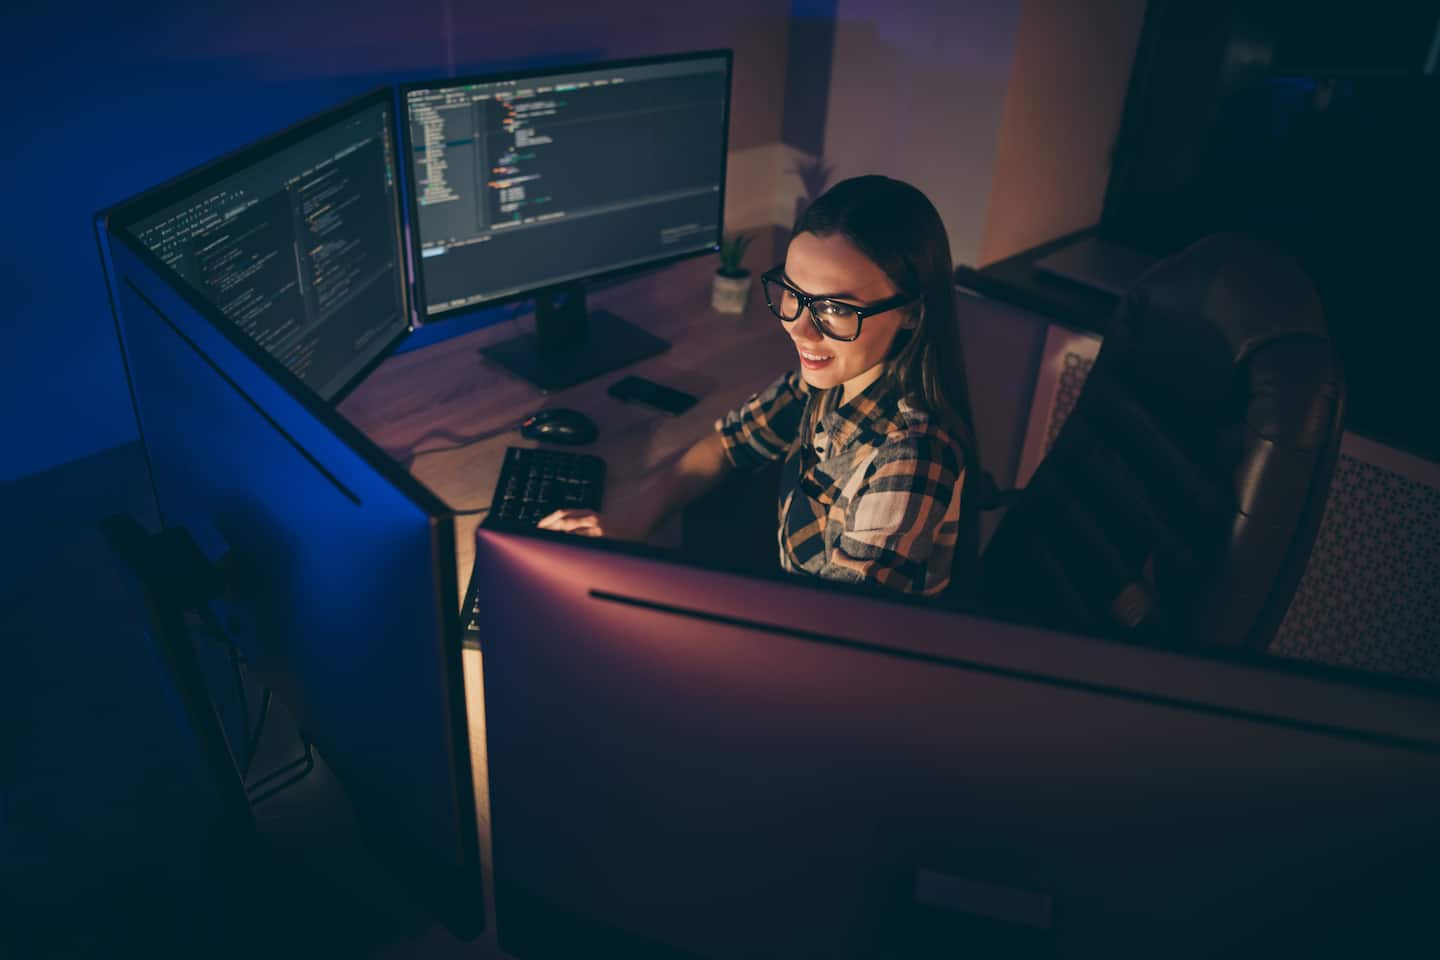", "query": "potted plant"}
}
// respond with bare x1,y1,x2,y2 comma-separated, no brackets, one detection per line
711,232,753,314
